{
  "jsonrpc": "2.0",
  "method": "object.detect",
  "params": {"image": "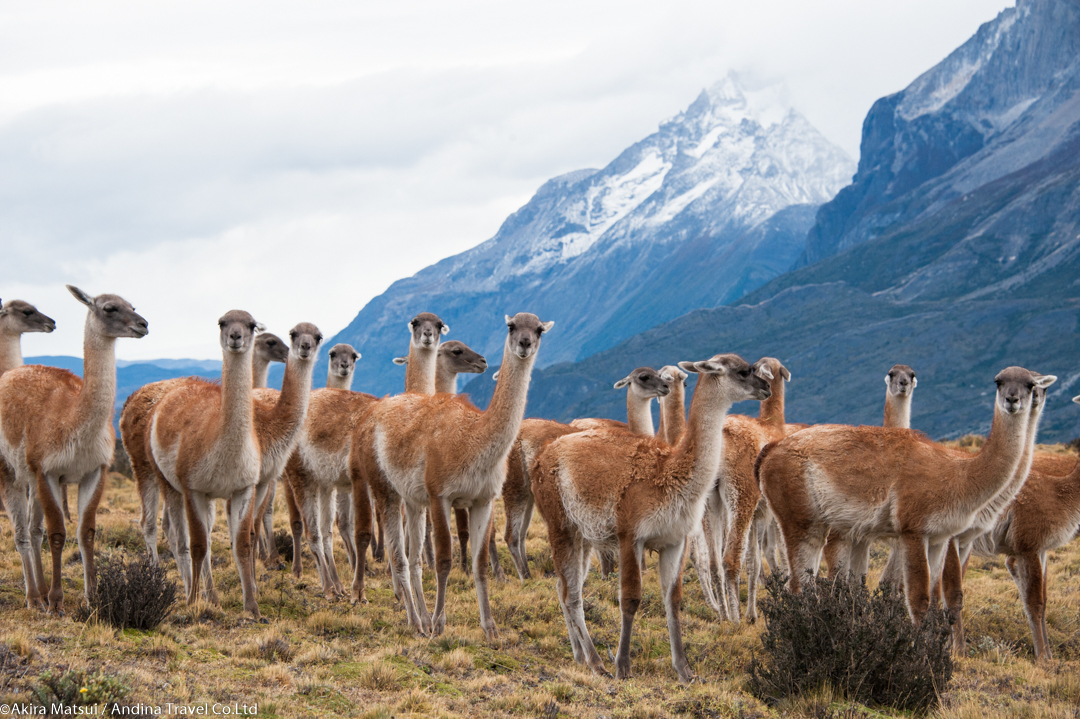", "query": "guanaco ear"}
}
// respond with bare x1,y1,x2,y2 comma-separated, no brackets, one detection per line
677,361,698,374
910,377,917,389
755,364,775,381
493,370,500,381
392,356,408,365
694,360,725,373
539,320,555,333
254,322,266,334
505,315,513,326
353,351,361,361
613,375,632,389
884,374,891,385
407,320,416,332
780,365,791,382
1072,395,1080,404
66,285,94,307
440,324,450,335
1034,374,1057,388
